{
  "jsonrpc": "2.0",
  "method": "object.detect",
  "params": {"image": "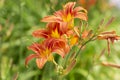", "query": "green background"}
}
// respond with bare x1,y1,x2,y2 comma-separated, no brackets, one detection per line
0,0,120,80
